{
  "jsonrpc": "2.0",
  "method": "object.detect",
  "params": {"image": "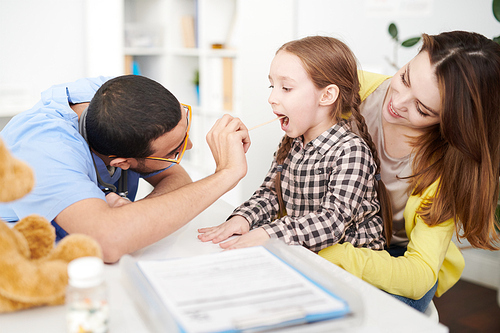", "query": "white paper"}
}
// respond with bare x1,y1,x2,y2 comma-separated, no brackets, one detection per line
137,246,348,332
